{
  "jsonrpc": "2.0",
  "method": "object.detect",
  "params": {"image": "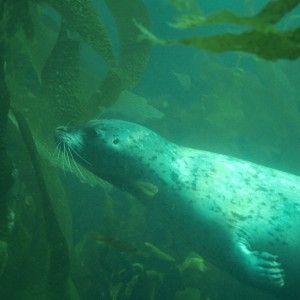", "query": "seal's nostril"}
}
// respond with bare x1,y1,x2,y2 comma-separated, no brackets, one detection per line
55,126,68,143
56,126,67,132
